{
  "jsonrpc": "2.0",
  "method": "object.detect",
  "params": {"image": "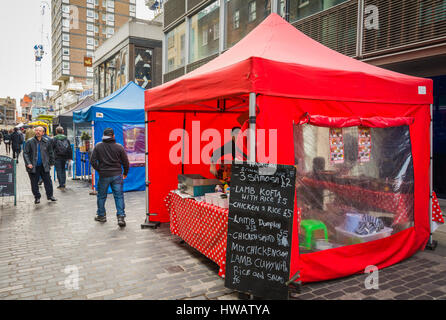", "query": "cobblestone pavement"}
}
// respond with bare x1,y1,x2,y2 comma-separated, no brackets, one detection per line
0,146,445,300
